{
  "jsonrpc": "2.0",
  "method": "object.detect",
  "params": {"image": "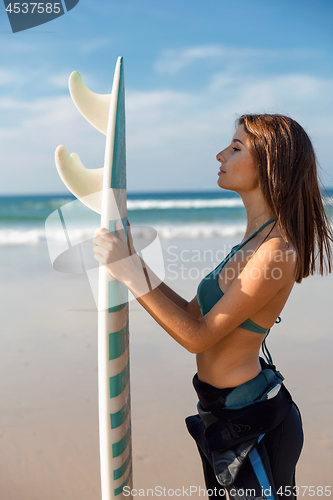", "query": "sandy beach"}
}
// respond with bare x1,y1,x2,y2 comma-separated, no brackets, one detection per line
0,237,332,500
